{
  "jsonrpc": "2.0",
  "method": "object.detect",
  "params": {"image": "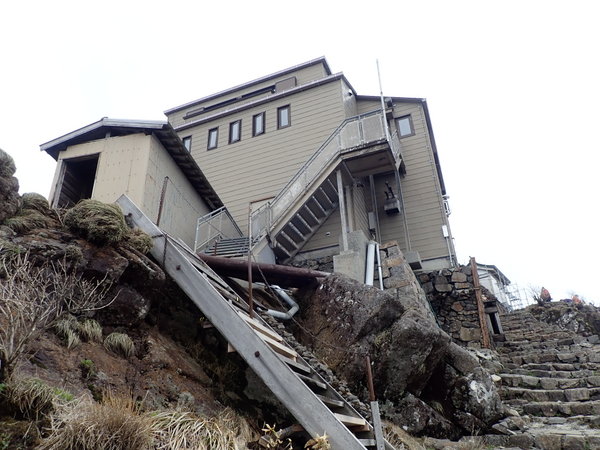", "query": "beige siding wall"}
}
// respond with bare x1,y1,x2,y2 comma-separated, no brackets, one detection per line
301,208,342,252
179,80,347,233
373,102,450,265
55,134,150,205
341,80,358,118
168,63,331,129
141,135,211,248
352,182,371,238
53,133,210,249
356,99,381,115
